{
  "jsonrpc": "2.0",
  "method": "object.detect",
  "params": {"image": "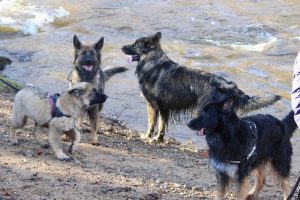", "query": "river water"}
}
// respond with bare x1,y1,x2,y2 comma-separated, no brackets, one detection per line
0,0,299,145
